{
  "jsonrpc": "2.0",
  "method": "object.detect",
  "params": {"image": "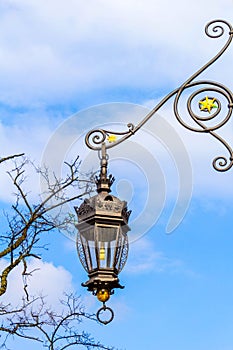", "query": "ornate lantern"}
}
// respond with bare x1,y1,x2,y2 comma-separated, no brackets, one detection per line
75,144,131,324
